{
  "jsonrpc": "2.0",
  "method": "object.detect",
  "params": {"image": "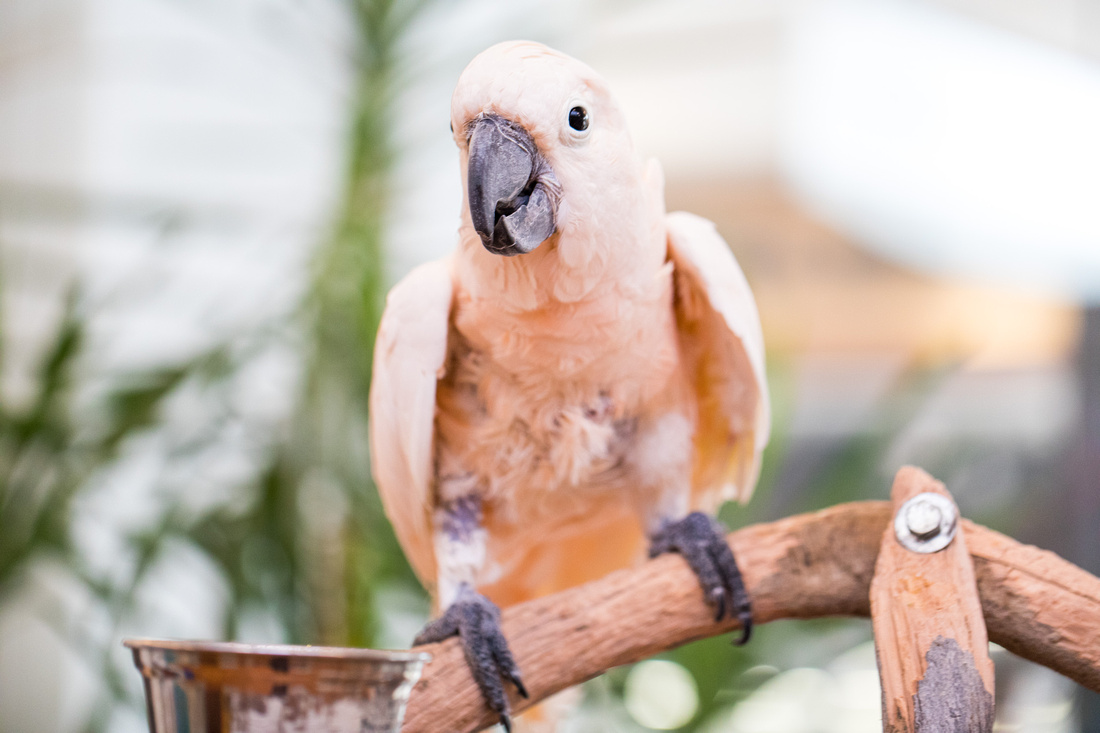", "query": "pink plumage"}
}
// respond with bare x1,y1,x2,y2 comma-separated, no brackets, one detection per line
368,40,770,729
